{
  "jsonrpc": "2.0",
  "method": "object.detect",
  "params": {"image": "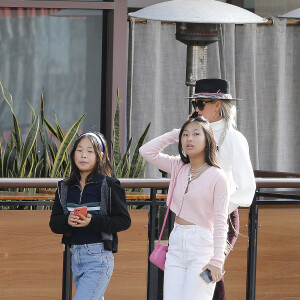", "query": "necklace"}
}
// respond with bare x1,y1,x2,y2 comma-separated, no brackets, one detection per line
188,163,208,183
185,162,208,194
